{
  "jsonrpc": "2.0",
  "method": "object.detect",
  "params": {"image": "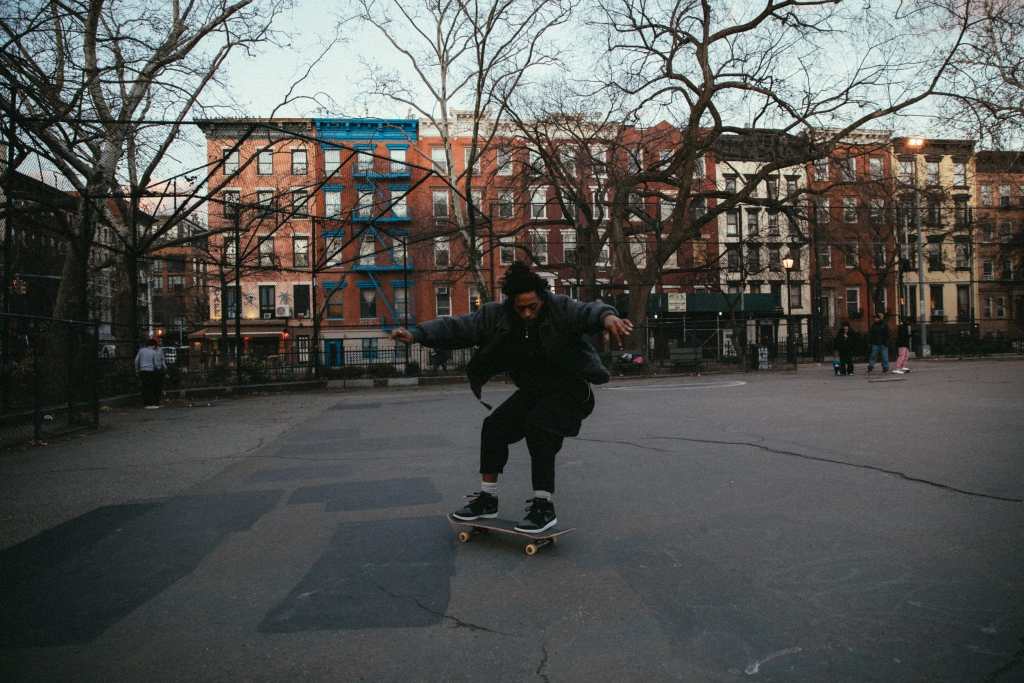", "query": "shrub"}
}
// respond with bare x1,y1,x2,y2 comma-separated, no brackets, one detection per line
367,363,400,378
404,361,421,377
